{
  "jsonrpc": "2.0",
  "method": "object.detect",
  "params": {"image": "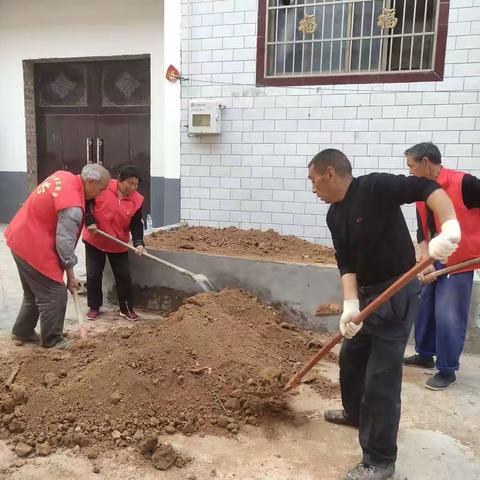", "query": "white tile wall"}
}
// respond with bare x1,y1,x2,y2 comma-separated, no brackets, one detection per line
181,0,480,244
